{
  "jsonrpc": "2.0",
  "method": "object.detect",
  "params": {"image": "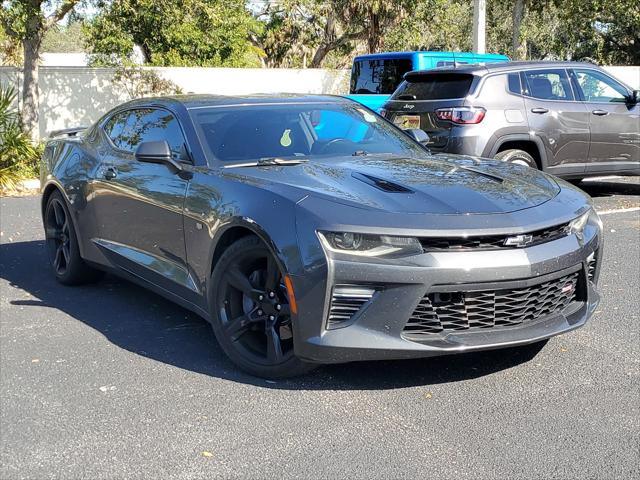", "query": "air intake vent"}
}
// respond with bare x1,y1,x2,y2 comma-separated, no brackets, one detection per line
587,250,598,283
327,285,375,329
352,173,413,193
